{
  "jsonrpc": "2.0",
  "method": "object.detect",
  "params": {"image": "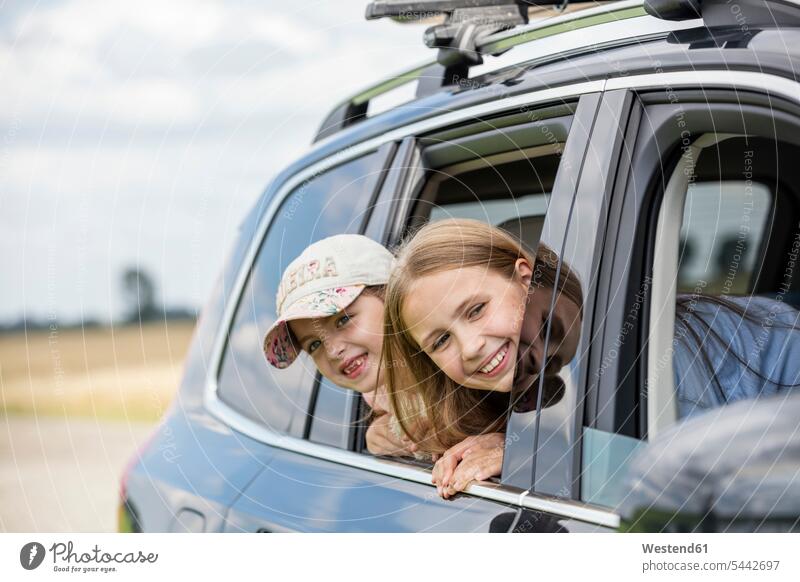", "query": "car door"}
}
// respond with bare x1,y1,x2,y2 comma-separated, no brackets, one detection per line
580,75,800,529
222,82,621,532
